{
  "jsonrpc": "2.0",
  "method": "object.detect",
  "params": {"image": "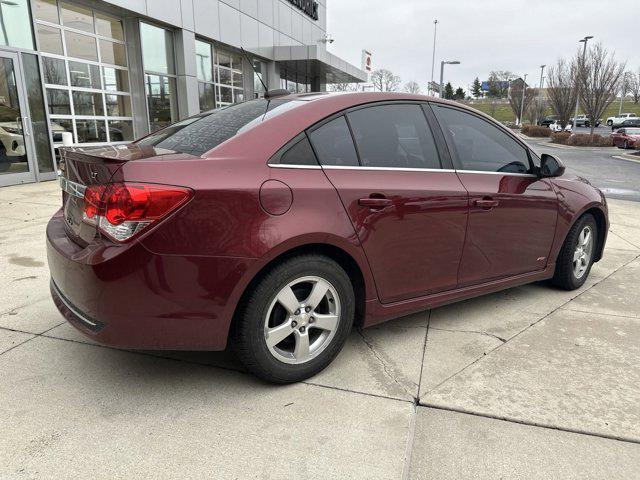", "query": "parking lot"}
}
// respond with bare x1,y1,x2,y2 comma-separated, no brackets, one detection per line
1,147,640,478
